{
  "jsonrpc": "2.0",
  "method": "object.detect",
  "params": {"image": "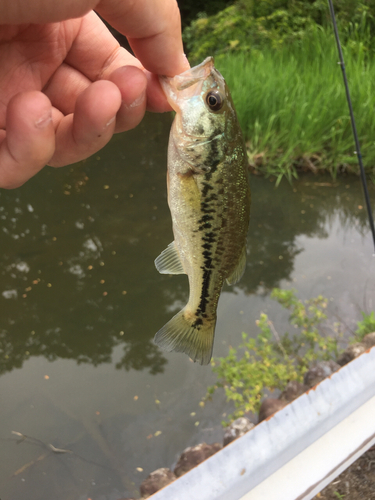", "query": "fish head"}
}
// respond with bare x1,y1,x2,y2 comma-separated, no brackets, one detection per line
160,57,239,164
